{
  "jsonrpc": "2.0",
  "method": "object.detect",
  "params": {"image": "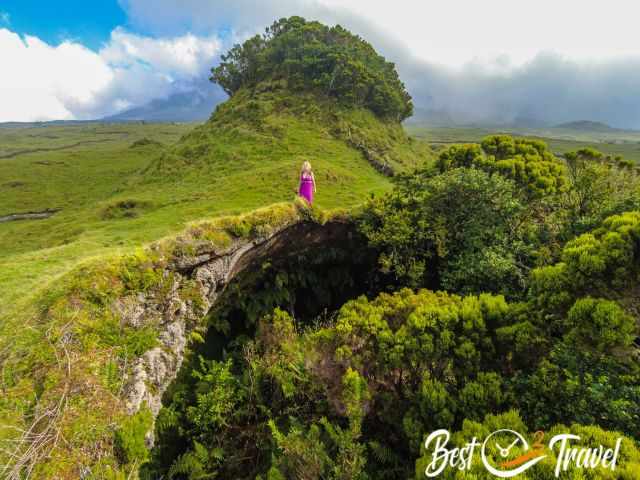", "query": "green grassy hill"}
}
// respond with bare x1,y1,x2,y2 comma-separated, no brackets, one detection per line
0,87,430,321
0,79,432,477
